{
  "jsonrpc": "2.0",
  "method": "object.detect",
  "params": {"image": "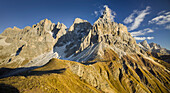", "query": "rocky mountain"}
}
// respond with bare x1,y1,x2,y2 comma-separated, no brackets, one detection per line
0,18,68,67
139,40,170,55
138,40,151,51
139,40,170,61
149,42,170,55
0,6,169,93
54,6,144,62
